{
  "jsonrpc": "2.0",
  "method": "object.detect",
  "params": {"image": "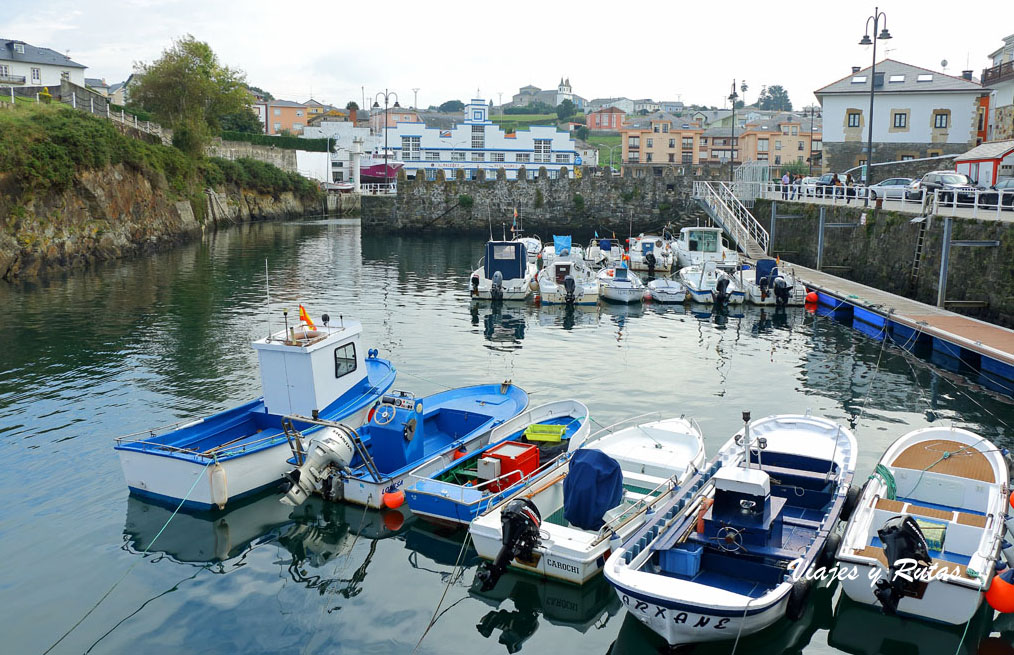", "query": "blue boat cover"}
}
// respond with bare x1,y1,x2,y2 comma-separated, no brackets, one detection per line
641,240,655,254
484,241,525,281
553,235,572,256
599,238,612,251
755,258,777,284
563,449,623,530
